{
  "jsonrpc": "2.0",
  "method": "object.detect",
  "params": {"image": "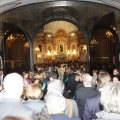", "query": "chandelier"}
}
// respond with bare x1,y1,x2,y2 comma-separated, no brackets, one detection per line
24,42,29,48
106,31,113,38
90,39,98,45
7,34,15,48
7,34,15,43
